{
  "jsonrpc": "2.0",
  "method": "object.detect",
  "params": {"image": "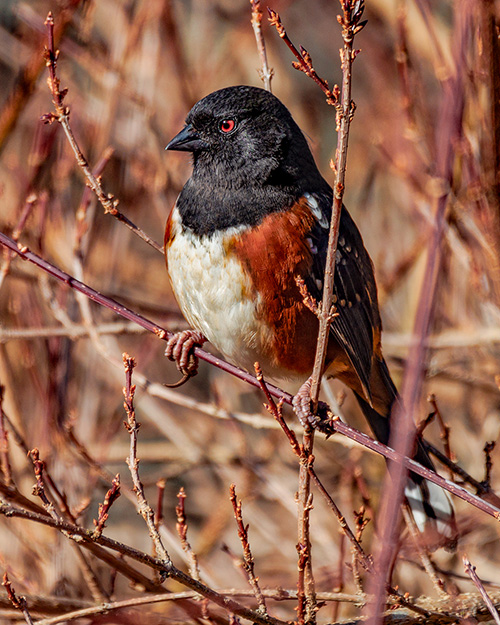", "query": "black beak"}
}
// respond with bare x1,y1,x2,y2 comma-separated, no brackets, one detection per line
165,124,208,152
